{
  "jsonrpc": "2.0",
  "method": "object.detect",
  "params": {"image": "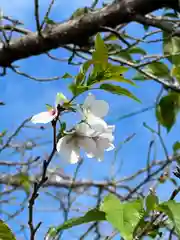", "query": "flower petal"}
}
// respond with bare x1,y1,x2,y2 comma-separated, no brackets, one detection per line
83,94,95,109
78,137,97,156
75,122,94,137
99,132,114,142
31,111,56,124
106,143,115,151
90,100,109,118
57,135,80,164
86,113,108,133
83,94,109,118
